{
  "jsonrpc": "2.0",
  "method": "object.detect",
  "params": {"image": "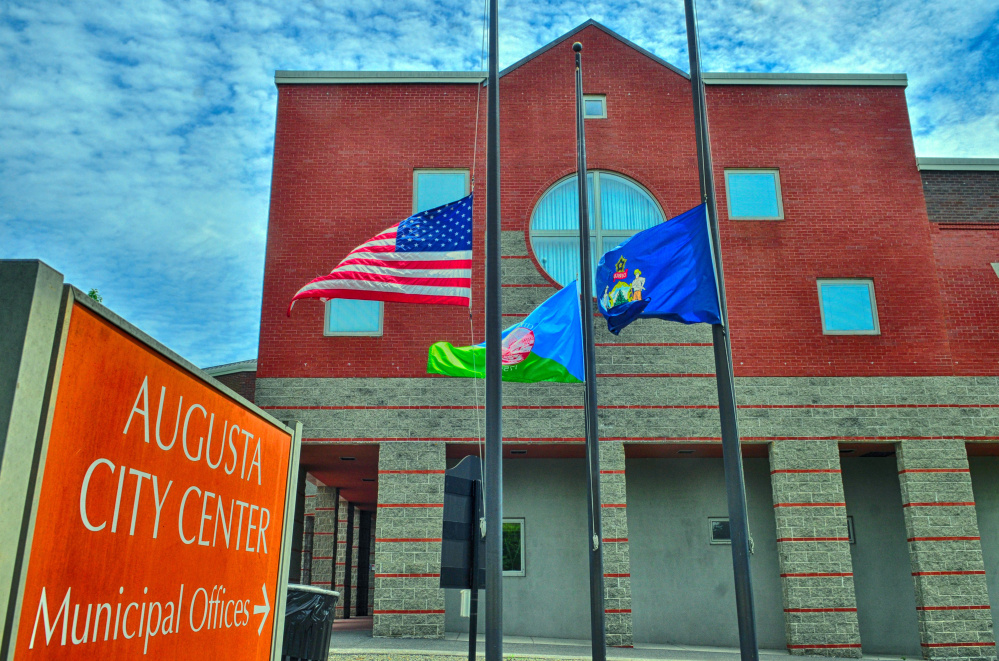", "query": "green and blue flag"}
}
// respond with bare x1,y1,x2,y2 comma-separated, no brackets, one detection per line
427,280,584,383
597,204,721,334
